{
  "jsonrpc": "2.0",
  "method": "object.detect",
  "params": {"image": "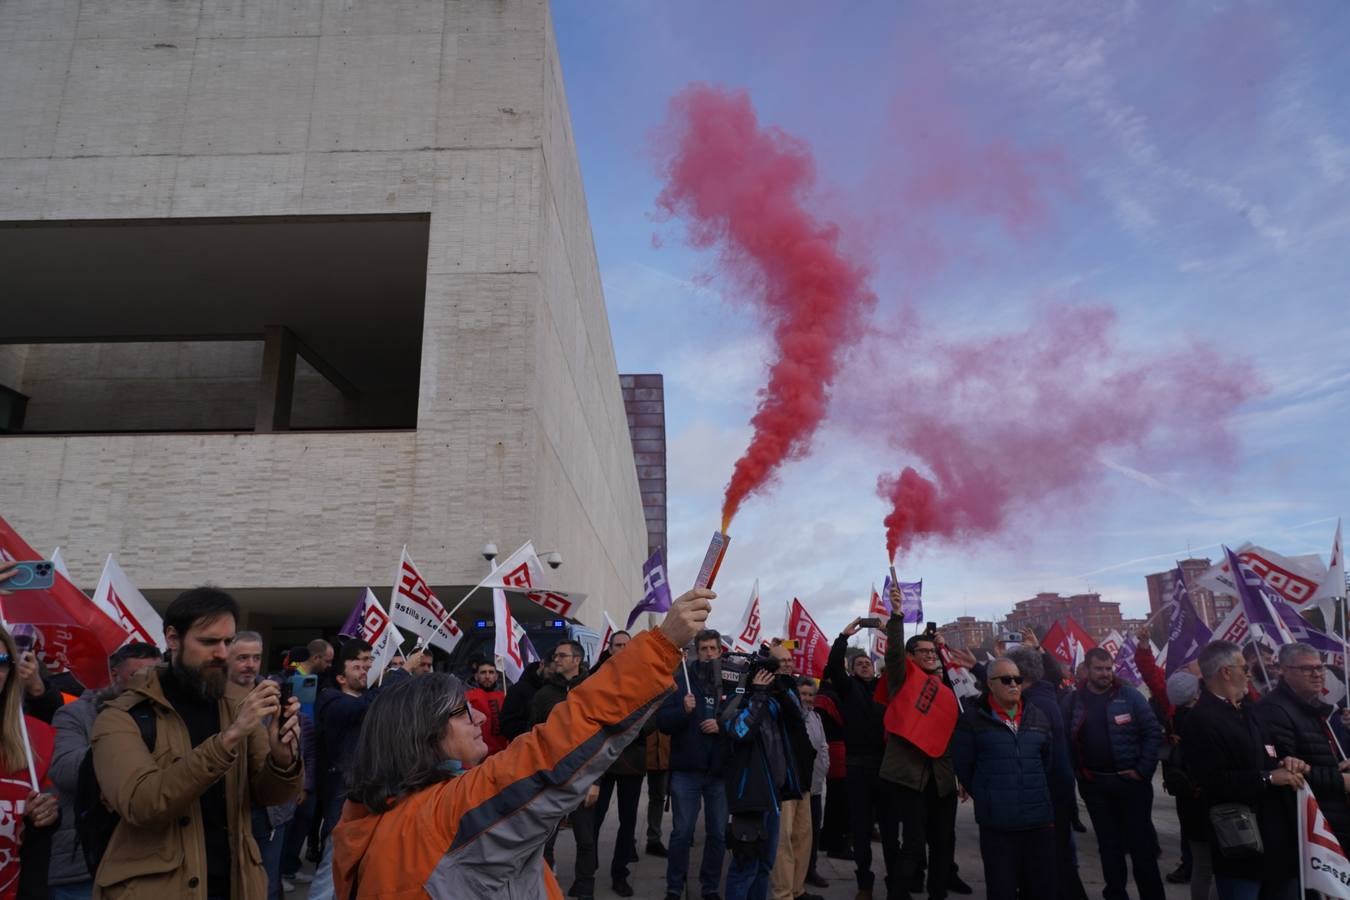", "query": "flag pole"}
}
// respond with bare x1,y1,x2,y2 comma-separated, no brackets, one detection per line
0,604,40,790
